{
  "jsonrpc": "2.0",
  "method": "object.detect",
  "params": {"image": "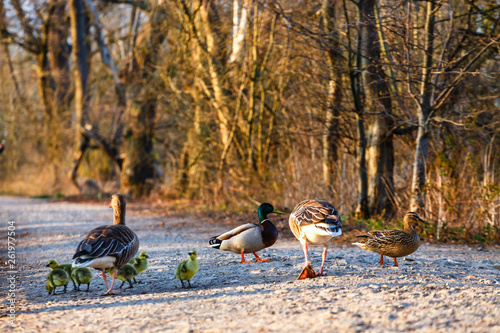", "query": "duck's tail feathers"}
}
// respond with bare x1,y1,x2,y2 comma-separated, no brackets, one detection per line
208,236,222,249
